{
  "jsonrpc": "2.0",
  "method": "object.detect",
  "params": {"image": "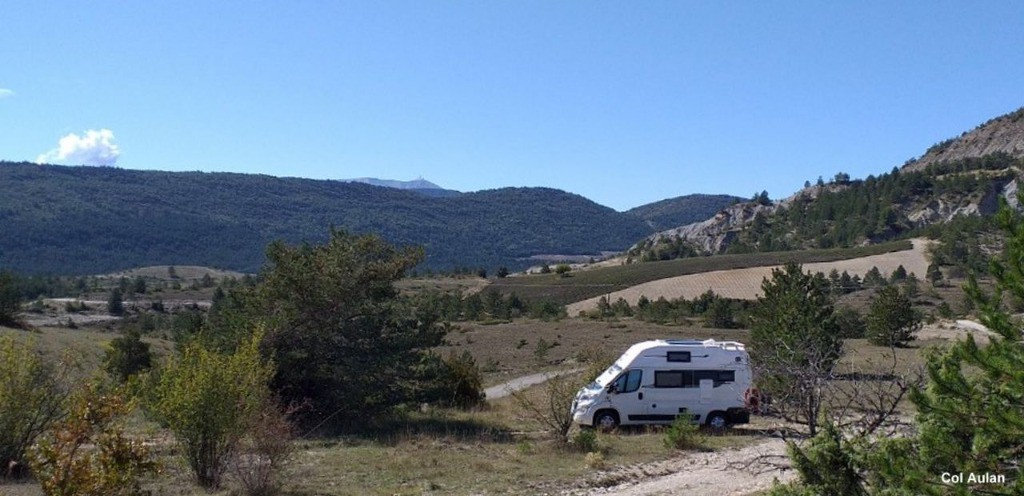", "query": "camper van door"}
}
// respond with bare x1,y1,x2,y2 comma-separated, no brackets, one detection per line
608,369,645,422
699,379,714,404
